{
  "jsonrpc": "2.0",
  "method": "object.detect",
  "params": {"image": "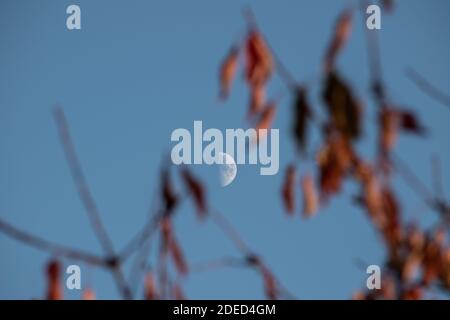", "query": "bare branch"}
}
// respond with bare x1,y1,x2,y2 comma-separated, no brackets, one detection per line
53,106,115,256
189,256,247,273
0,218,106,267
210,210,252,254
406,68,450,109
